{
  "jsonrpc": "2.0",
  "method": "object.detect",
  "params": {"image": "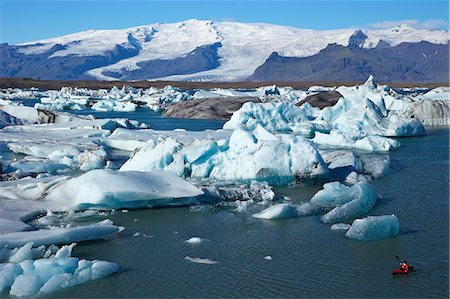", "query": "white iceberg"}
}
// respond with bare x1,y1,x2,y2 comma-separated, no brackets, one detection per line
345,214,400,241
44,169,204,210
